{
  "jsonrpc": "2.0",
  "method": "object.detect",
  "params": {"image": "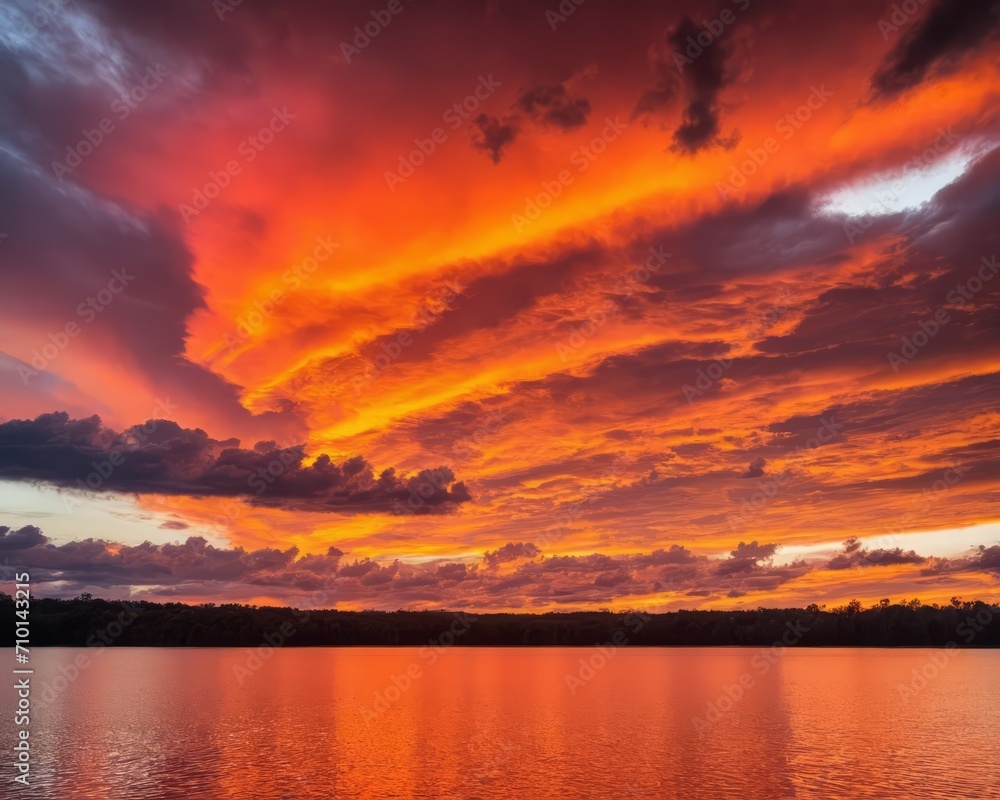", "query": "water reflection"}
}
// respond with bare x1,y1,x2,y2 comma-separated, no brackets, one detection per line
2,647,997,799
